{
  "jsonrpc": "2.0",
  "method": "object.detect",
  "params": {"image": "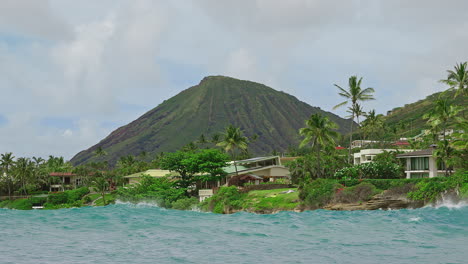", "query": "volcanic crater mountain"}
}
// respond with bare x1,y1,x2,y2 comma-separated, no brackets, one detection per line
71,76,353,165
